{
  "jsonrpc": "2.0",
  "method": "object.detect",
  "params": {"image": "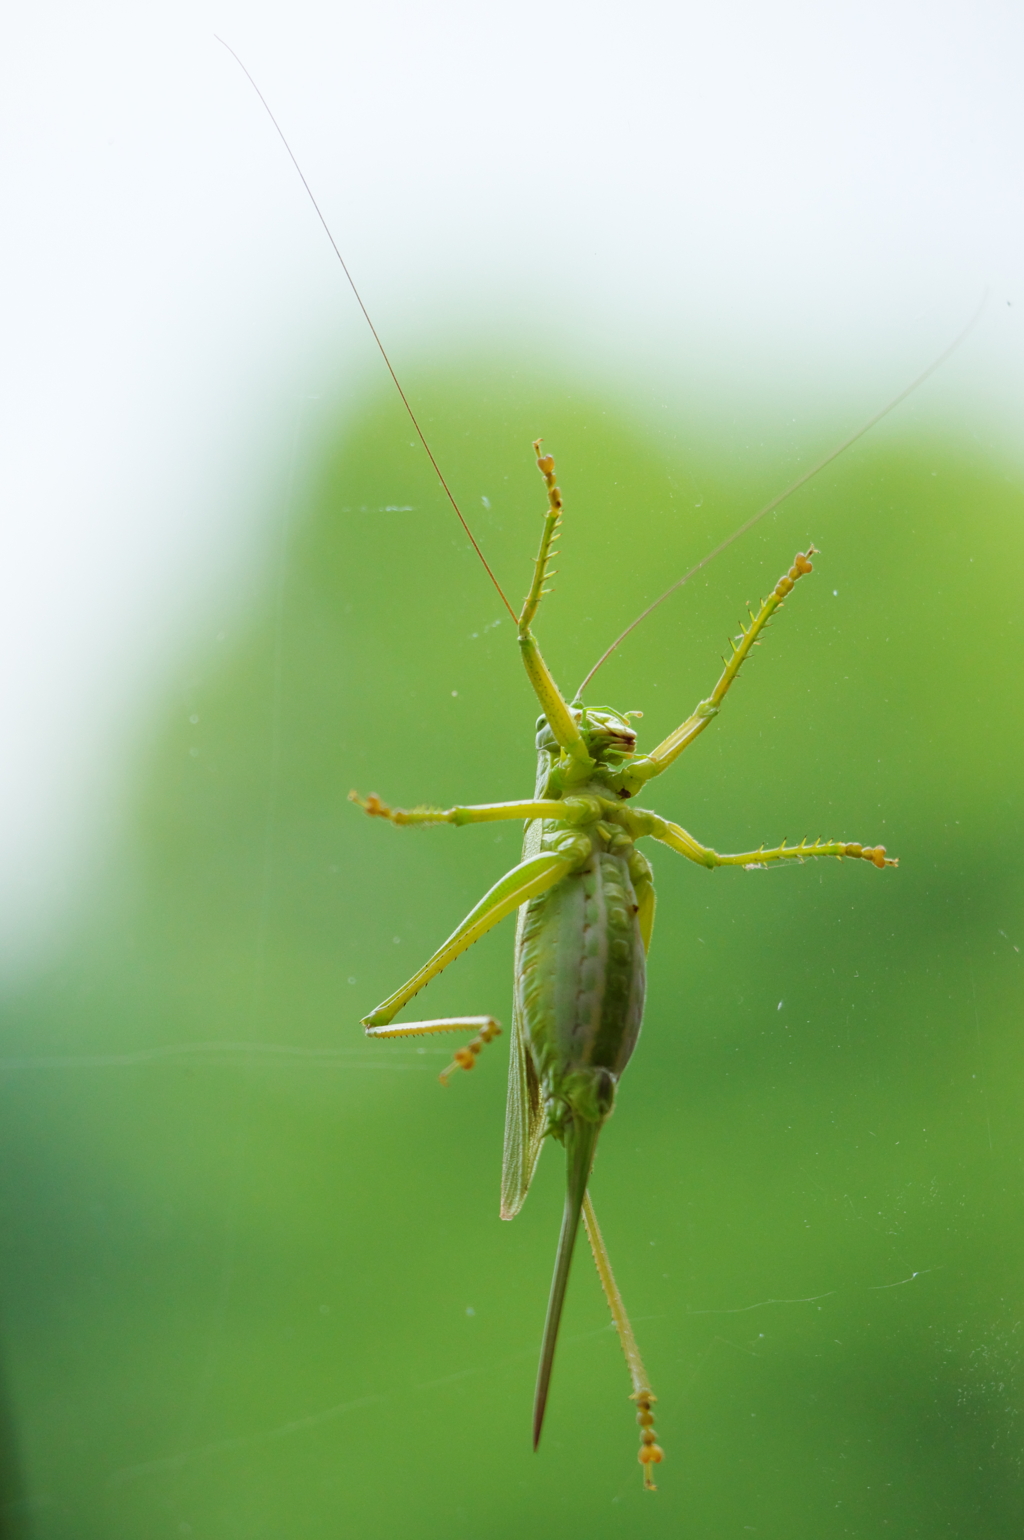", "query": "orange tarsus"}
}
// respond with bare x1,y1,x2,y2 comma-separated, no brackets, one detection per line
533,441,562,506
349,790,420,826
439,1020,502,1086
843,841,898,868
349,789,391,817
633,1391,664,1491
772,545,817,600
